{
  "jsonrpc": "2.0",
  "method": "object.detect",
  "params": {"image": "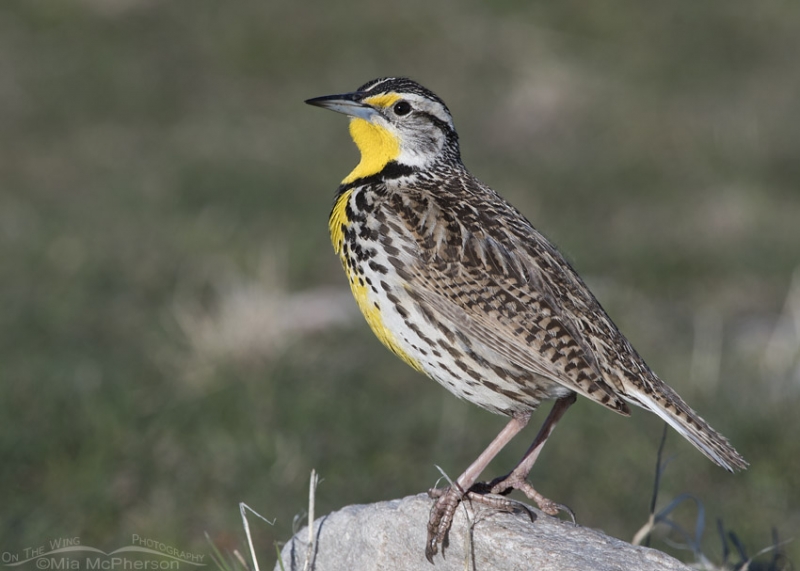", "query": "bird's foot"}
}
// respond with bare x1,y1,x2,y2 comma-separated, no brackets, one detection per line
487,473,576,523
426,485,517,561
425,485,462,562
